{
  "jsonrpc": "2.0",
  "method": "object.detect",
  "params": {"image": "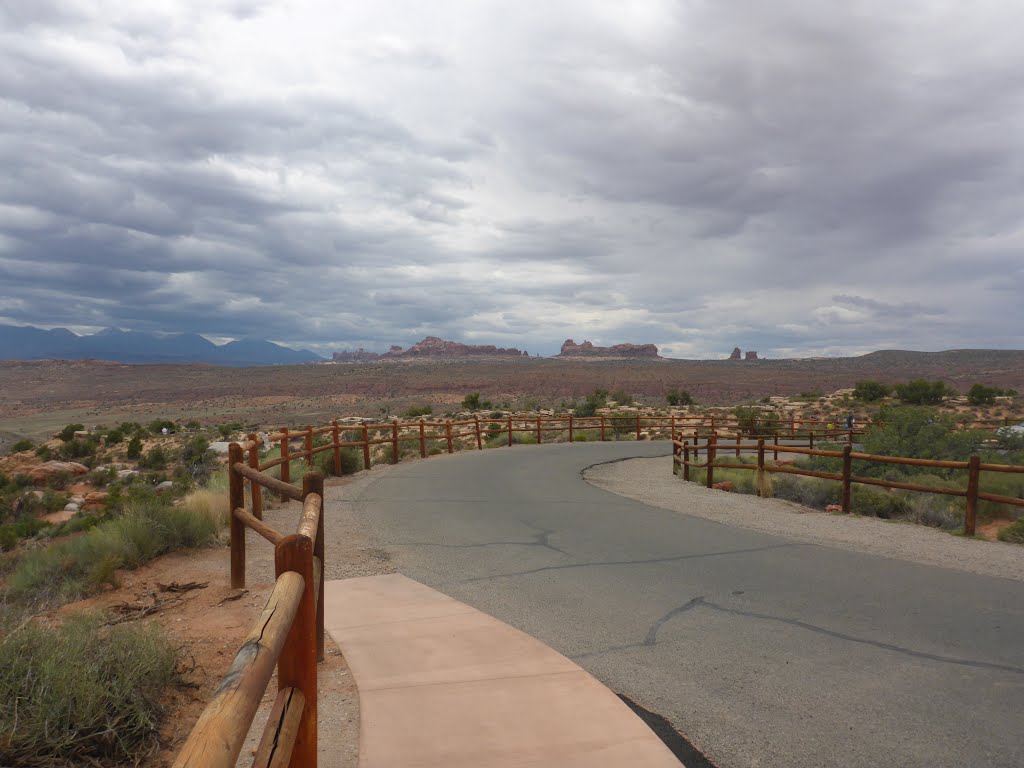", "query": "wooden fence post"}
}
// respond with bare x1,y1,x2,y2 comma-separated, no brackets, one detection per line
304,426,313,467
445,421,453,453
841,445,853,514
474,416,482,450
773,433,779,461
735,433,741,458
965,455,980,536
568,414,574,442
280,427,291,499
848,428,854,445
756,438,765,496
790,416,796,437
600,415,606,441
247,433,263,521
507,415,513,447
683,441,690,481
809,432,815,450
710,414,716,432
706,435,716,488
361,422,371,470
332,420,341,476
419,419,427,458
303,472,326,664
274,534,317,768
229,442,245,589
391,420,399,464
536,416,542,444
670,414,676,440
636,413,641,441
